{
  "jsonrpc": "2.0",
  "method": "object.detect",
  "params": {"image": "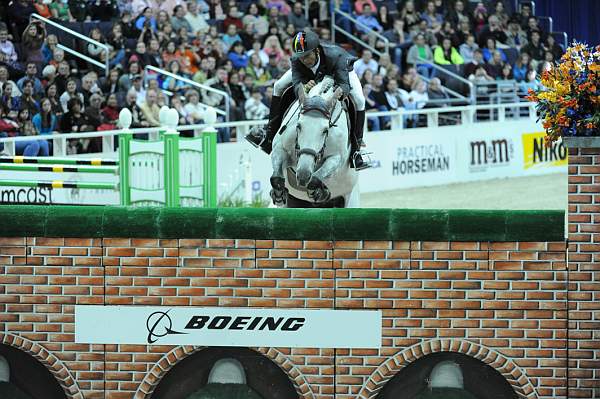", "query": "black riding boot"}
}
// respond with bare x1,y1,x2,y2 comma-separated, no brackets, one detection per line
350,110,368,169
245,96,283,154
